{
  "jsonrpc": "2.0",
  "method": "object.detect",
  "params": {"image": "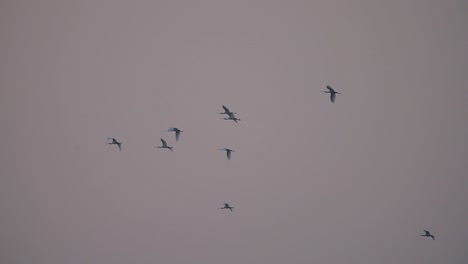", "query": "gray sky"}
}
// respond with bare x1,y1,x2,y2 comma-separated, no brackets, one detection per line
1,0,468,263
